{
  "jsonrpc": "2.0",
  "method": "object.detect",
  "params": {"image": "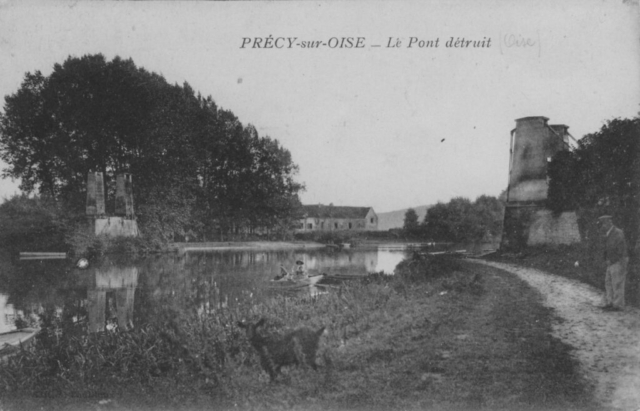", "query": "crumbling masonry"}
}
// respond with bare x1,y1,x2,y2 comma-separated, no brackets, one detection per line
86,172,139,237
500,116,581,250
